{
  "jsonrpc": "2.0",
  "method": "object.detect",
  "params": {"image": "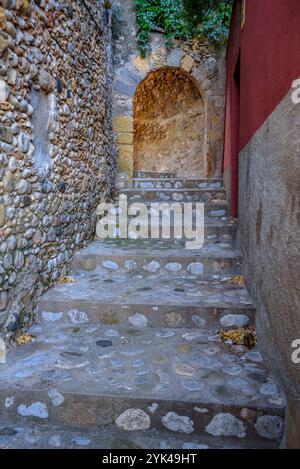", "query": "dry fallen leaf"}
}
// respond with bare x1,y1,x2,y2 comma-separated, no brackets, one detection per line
16,333,35,346
227,275,246,286
1,103,12,111
220,326,257,349
58,275,74,284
